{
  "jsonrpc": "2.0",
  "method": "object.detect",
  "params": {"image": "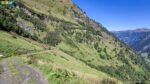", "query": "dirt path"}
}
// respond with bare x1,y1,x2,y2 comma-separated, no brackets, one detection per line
0,60,12,84
13,57,48,84
0,57,48,84
19,50,50,57
23,65,48,84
